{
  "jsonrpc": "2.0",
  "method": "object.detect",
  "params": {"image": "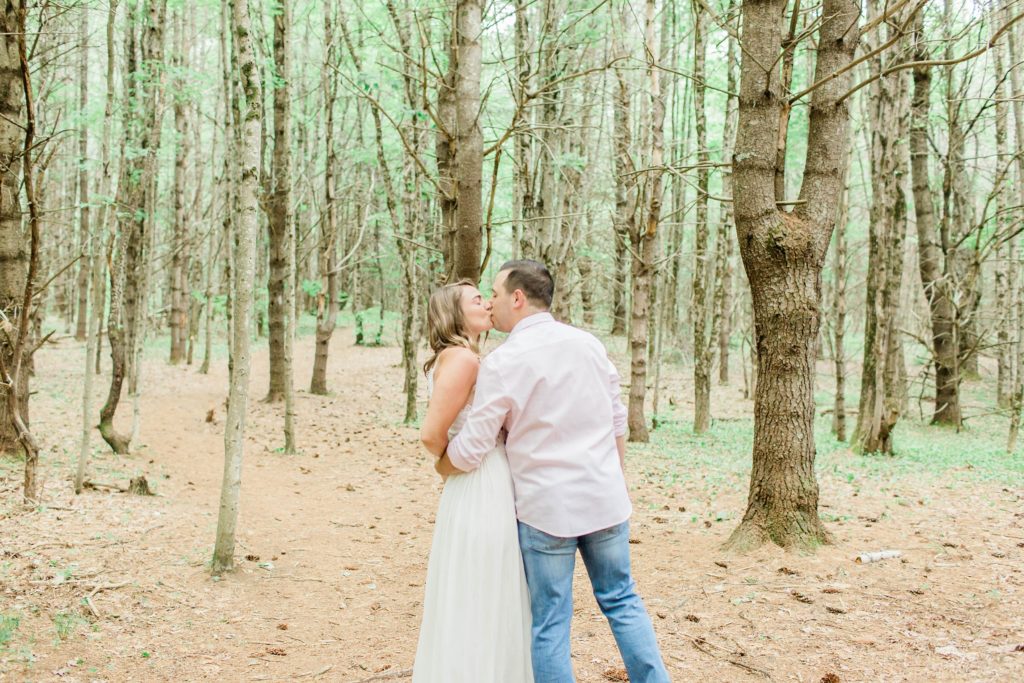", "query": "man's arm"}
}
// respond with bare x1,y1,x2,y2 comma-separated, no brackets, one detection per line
604,352,628,473
446,358,512,472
